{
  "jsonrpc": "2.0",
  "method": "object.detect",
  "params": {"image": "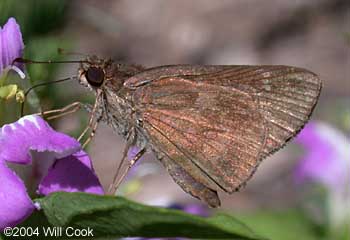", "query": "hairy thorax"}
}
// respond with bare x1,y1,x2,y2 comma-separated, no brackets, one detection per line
102,83,149,150
102,86,134,137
